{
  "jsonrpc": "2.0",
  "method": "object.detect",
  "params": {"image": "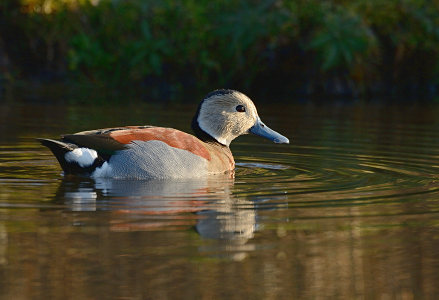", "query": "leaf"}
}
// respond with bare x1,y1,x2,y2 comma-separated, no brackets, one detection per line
140,19,152,40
